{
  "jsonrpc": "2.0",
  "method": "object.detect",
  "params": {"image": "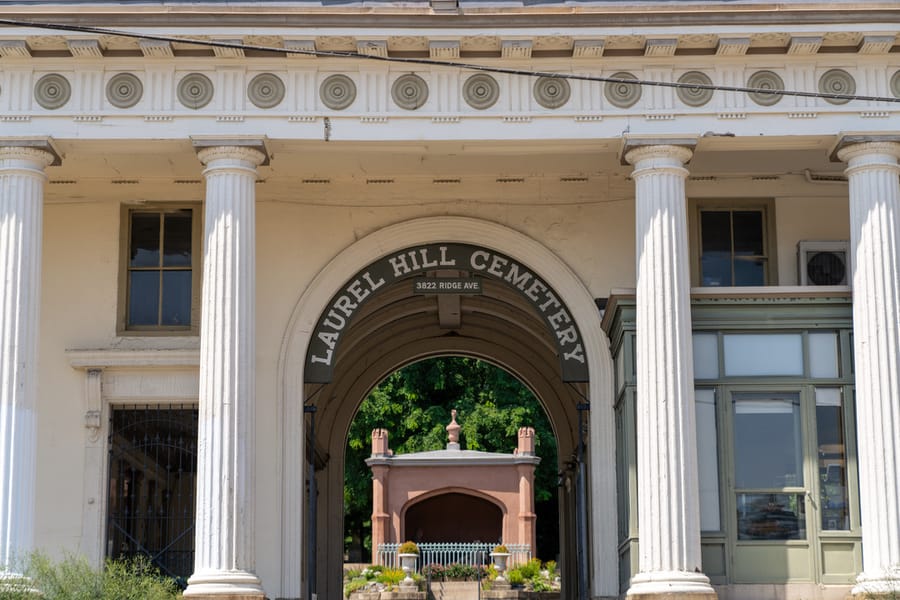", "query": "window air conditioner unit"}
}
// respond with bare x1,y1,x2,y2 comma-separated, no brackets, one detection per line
798,241,850,286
